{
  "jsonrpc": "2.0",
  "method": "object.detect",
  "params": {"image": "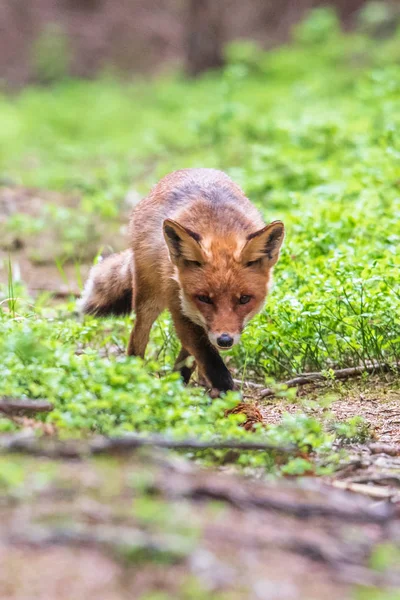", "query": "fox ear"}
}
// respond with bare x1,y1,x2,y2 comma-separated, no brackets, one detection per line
241,221,285,267
163,219,205,266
